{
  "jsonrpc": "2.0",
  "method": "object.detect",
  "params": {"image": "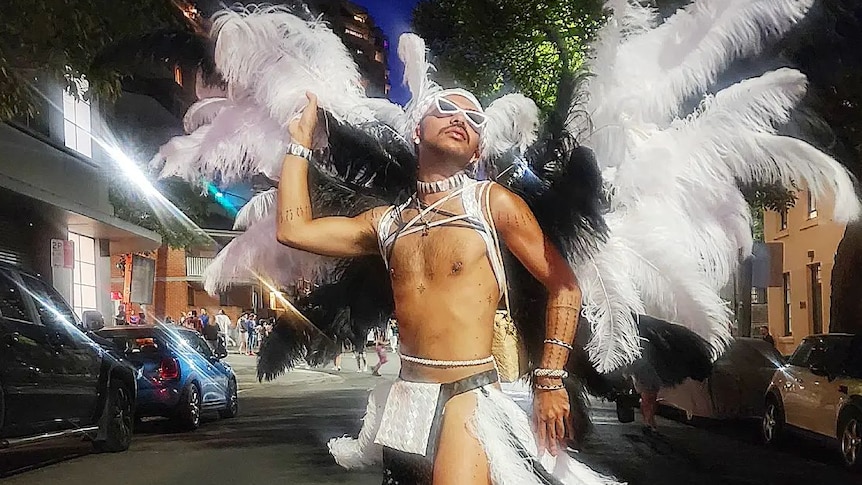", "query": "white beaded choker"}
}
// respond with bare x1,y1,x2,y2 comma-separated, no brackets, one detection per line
416,171,468,194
